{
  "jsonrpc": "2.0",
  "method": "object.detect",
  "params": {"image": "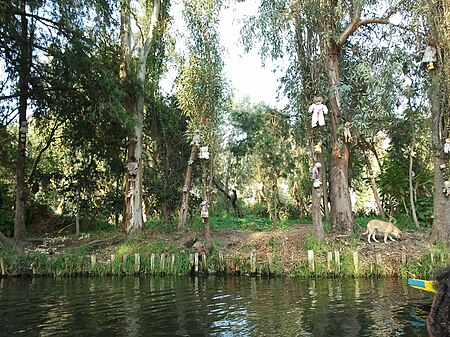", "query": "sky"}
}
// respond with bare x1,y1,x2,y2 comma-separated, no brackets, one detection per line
219,2,287,108
161,0,286,109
